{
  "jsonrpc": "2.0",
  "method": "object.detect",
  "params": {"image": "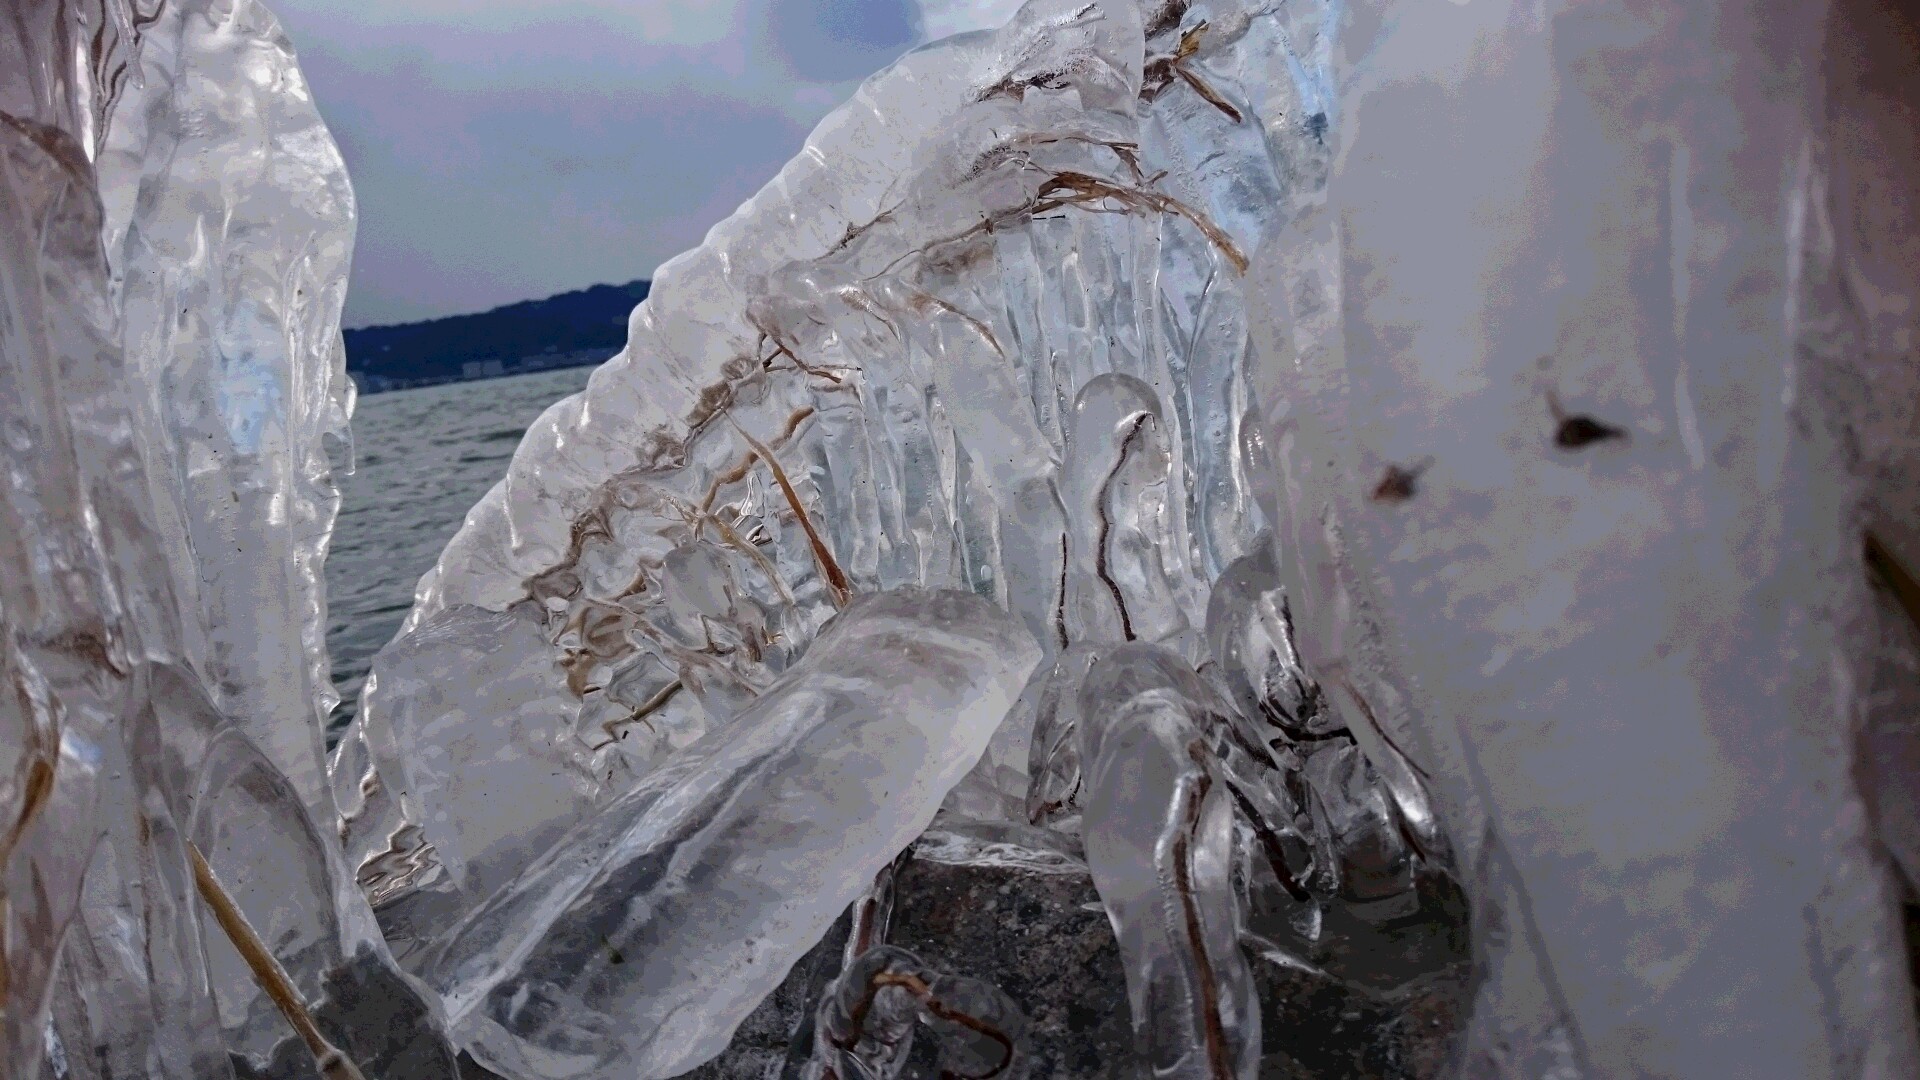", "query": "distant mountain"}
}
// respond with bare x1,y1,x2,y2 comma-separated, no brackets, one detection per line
344,279,650,393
